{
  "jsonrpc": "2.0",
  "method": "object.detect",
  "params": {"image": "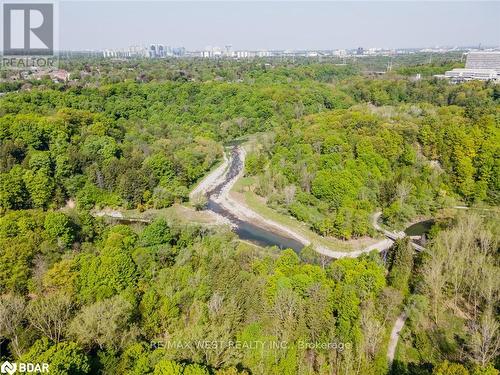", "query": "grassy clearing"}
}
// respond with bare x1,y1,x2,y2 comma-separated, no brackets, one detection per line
119,204,226,227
